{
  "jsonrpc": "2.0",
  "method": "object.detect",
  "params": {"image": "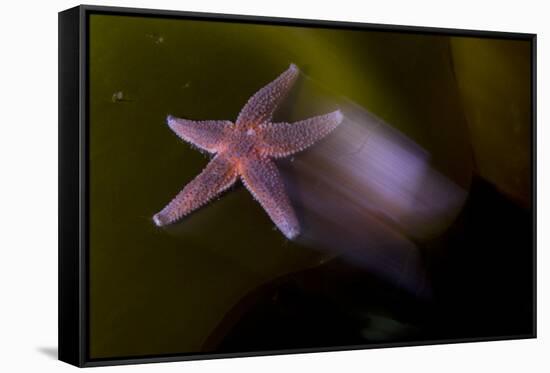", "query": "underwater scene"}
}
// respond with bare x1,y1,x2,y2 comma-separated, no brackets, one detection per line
87,13,533,359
